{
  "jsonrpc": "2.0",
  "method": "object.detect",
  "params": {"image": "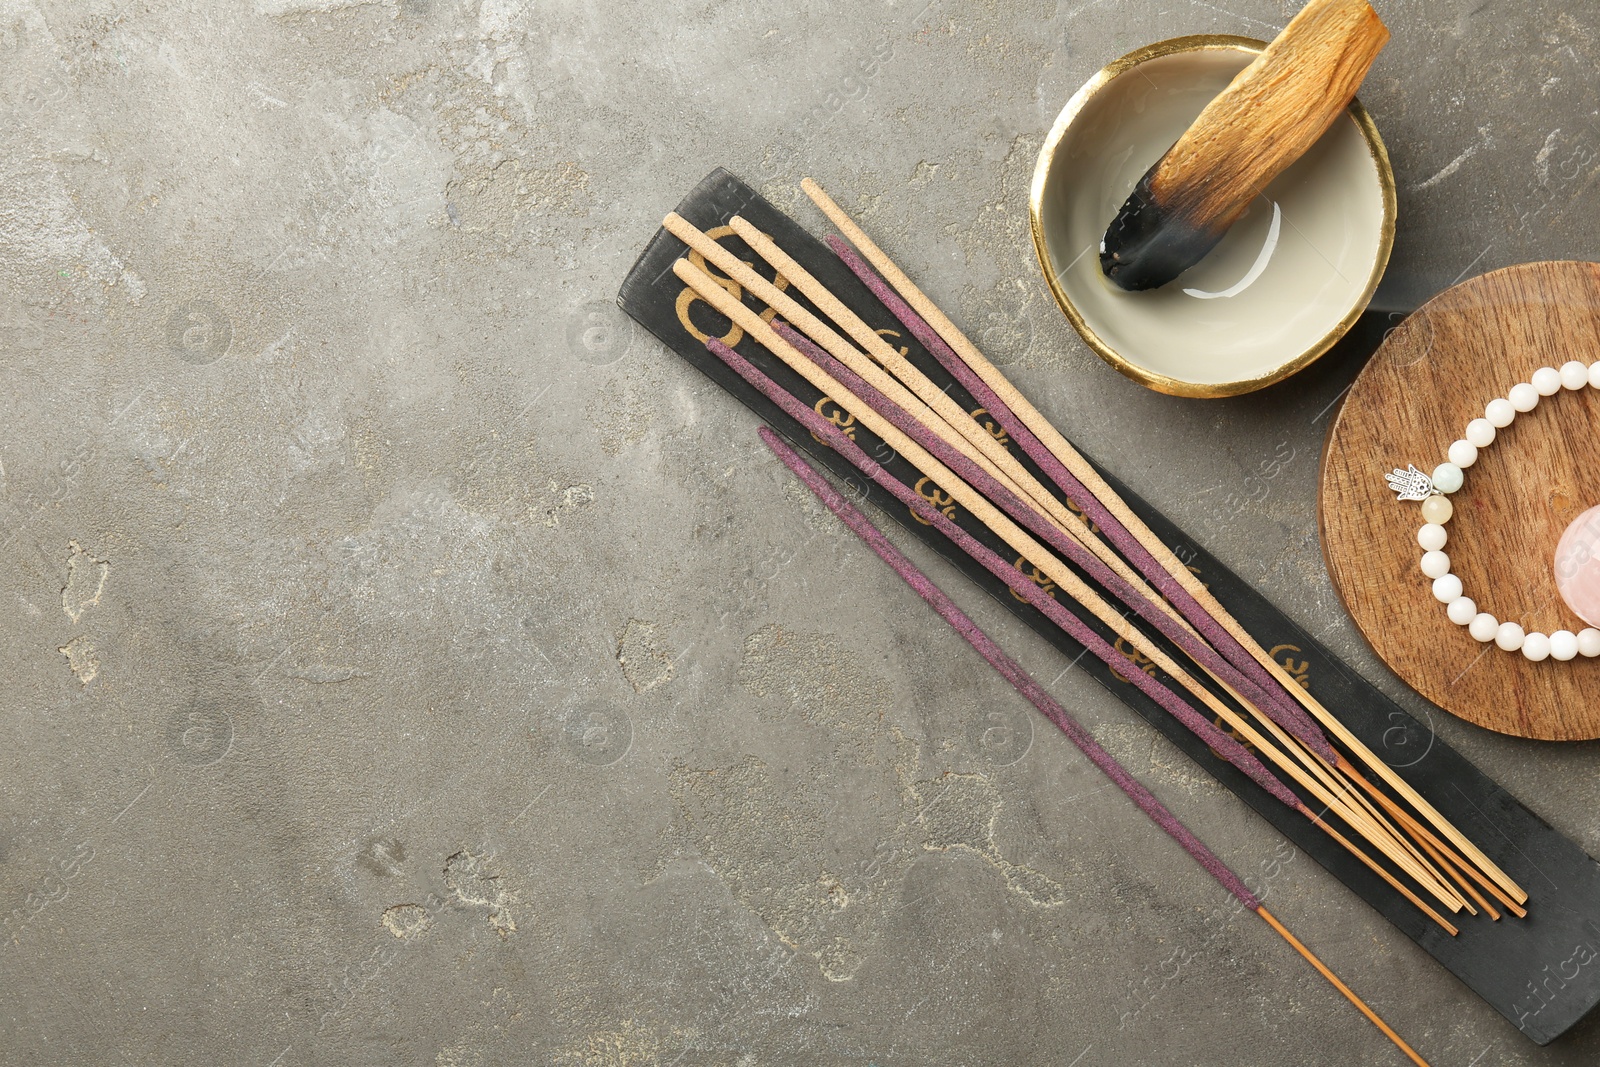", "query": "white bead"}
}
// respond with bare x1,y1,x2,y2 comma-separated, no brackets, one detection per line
1533,366,1562,395
1432,573,1463,603
1485,398,1516,427
1580,628,1600,657
1562,361,1590,390
1464,419,1496,447
1523,632,1552,662
1469,613,1499,642
1496,621,1526,651
1421,551,1451,579
1418,523,1447,551
1447,597,1477,625
1550,630,1580,661
1448,440,1479,468
1508,383,1540,412
1591,362,1600,389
